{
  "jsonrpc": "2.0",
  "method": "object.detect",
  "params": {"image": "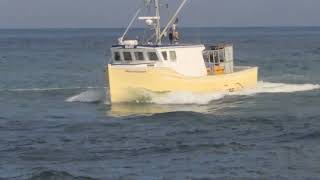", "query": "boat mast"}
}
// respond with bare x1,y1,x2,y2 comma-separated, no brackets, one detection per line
154,0,161,45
